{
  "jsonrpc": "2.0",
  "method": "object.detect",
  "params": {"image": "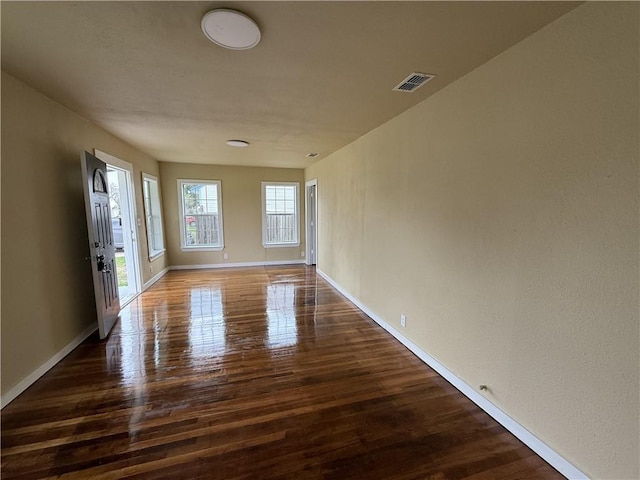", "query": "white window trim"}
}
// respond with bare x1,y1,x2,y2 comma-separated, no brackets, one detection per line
177,179,224,252
142,173,166,261
261,181,300,248
305,178,318,265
